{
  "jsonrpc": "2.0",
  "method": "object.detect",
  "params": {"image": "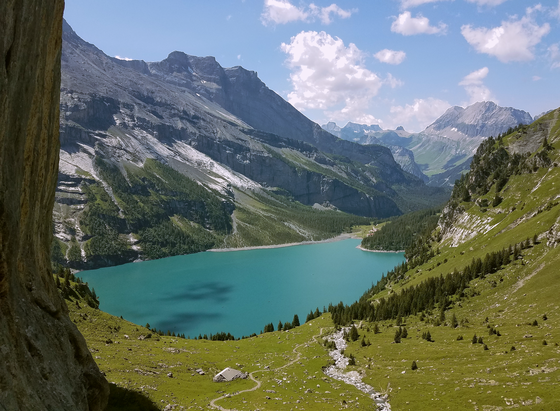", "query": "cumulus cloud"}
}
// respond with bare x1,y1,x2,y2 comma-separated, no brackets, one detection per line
465,0,508,6
391,12,447,36
374,49,406,65
261,0,355,25
461,10,550,62
400,0,450,9
459,67,496,104
281,31,383,122
389,98,451,132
